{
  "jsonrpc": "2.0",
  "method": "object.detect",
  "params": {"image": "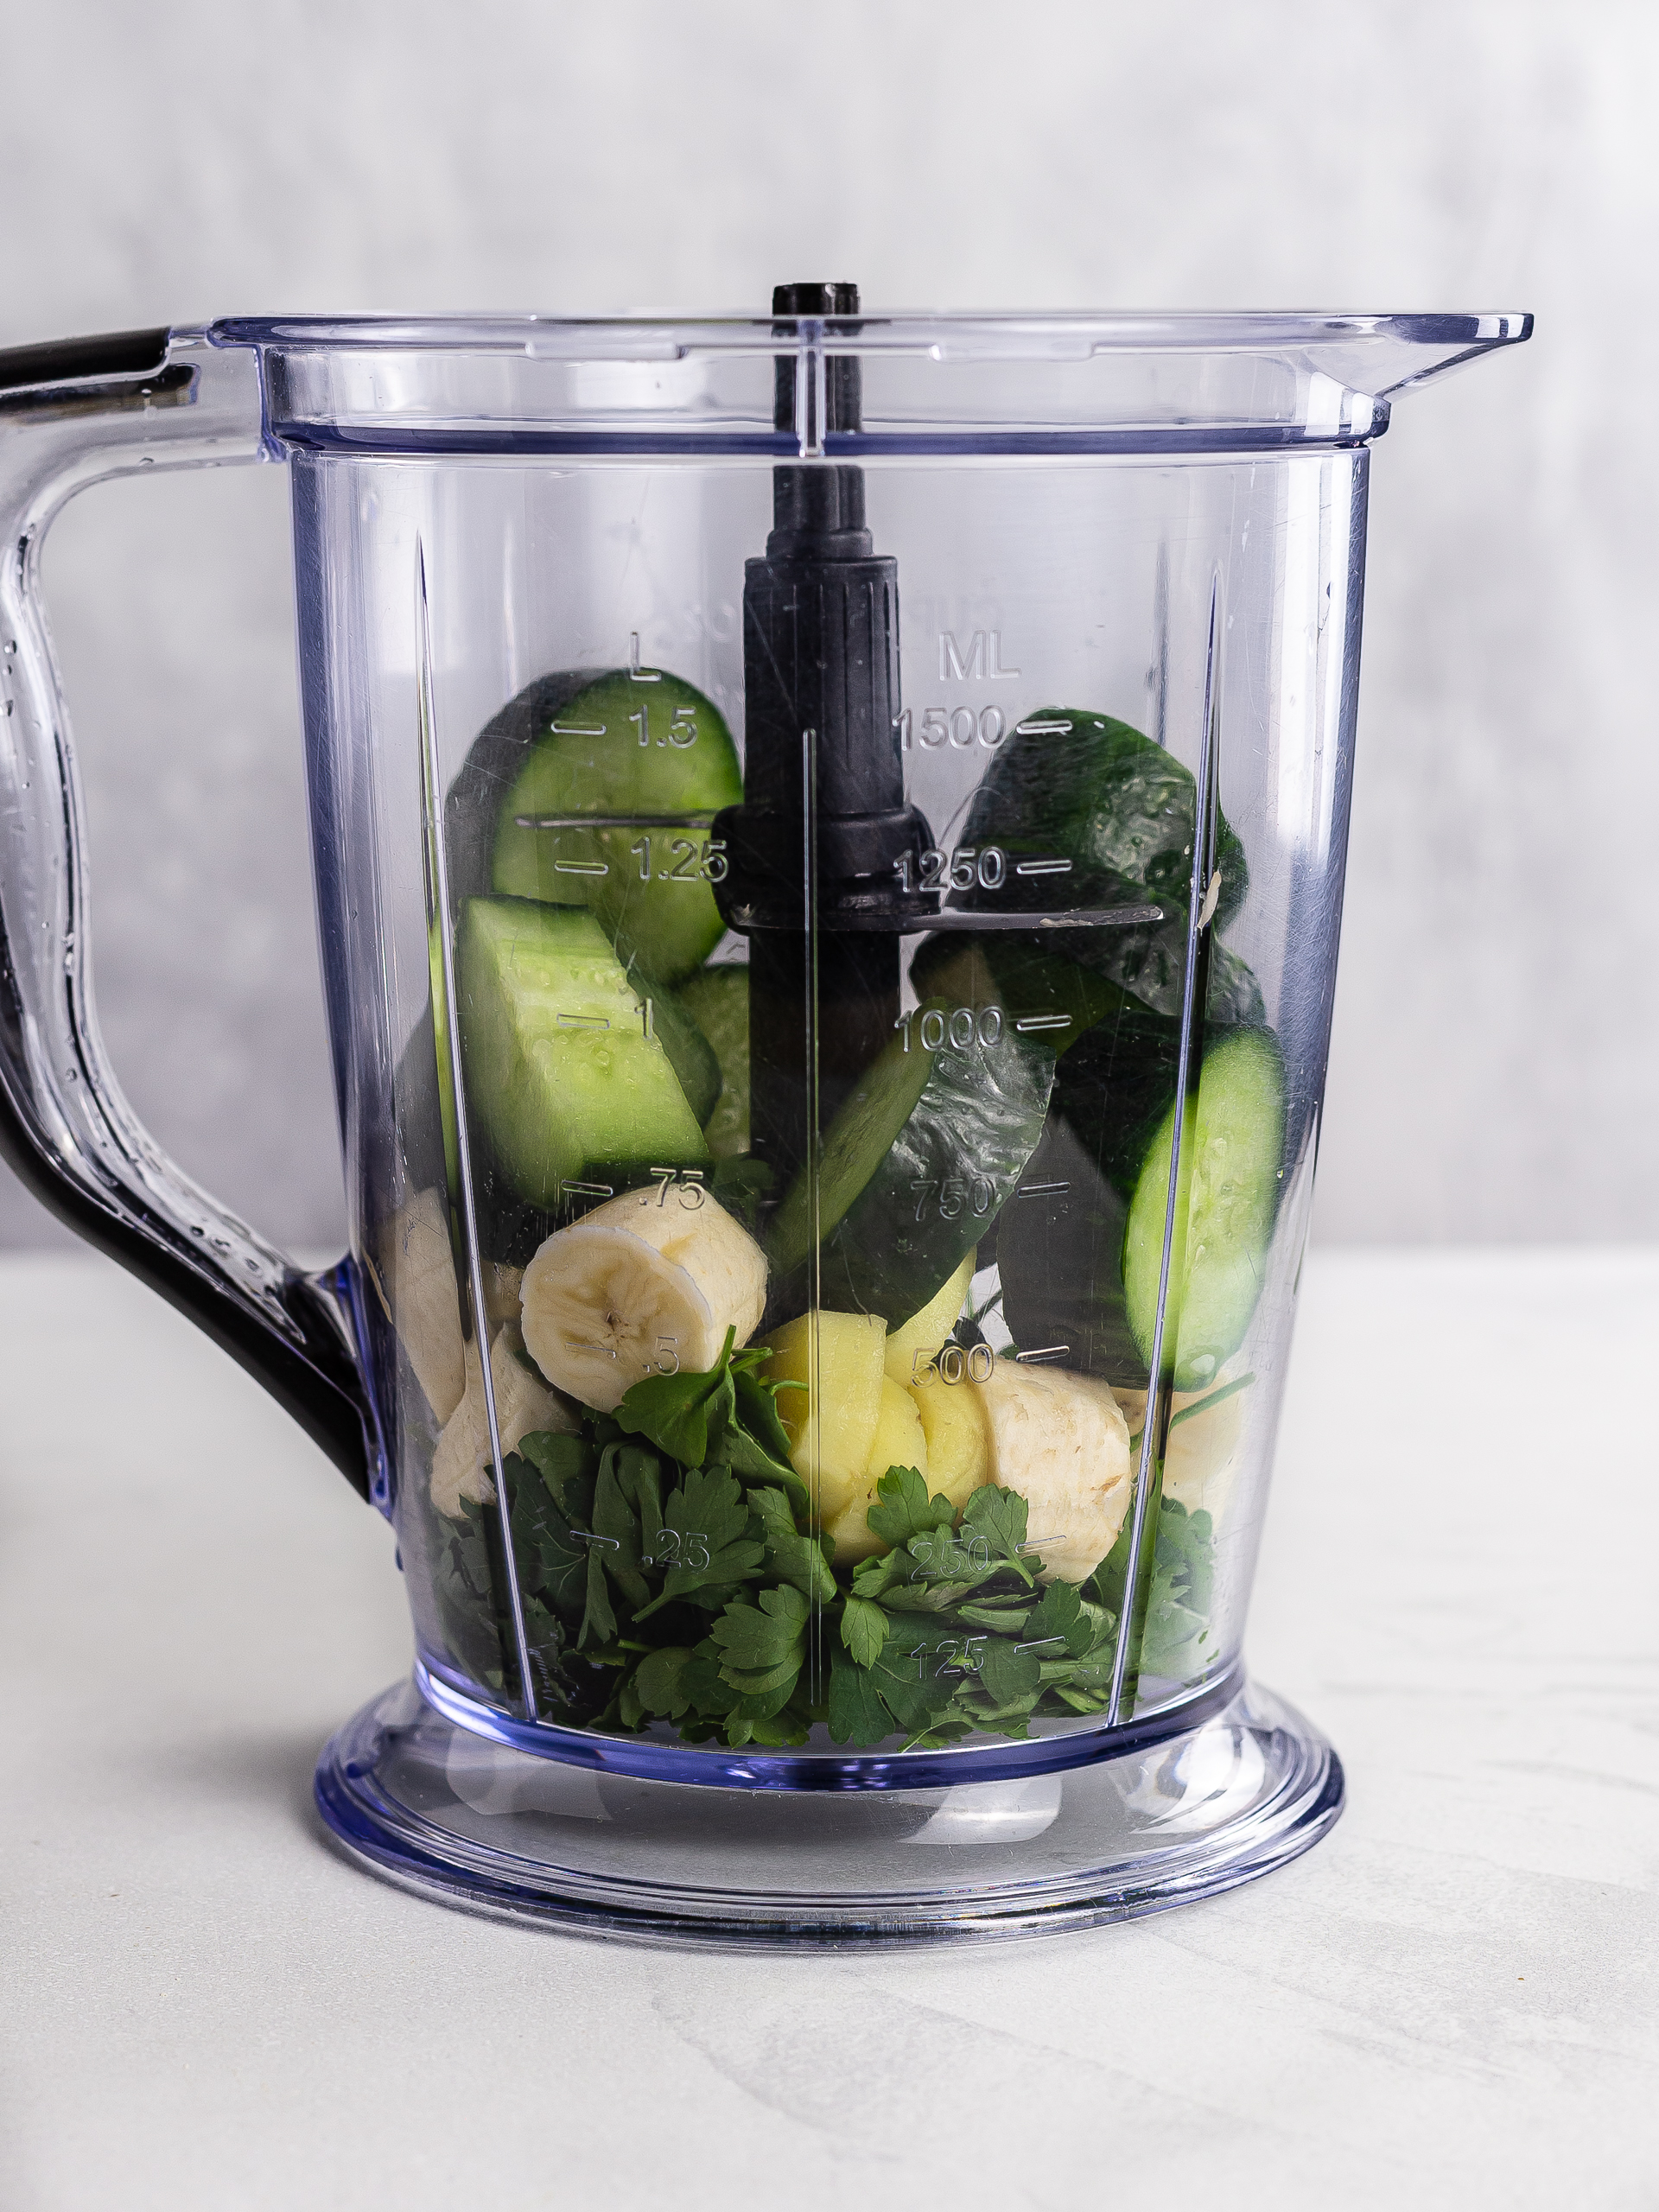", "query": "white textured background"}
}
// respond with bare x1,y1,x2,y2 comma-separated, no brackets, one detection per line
0,0,1652,1250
